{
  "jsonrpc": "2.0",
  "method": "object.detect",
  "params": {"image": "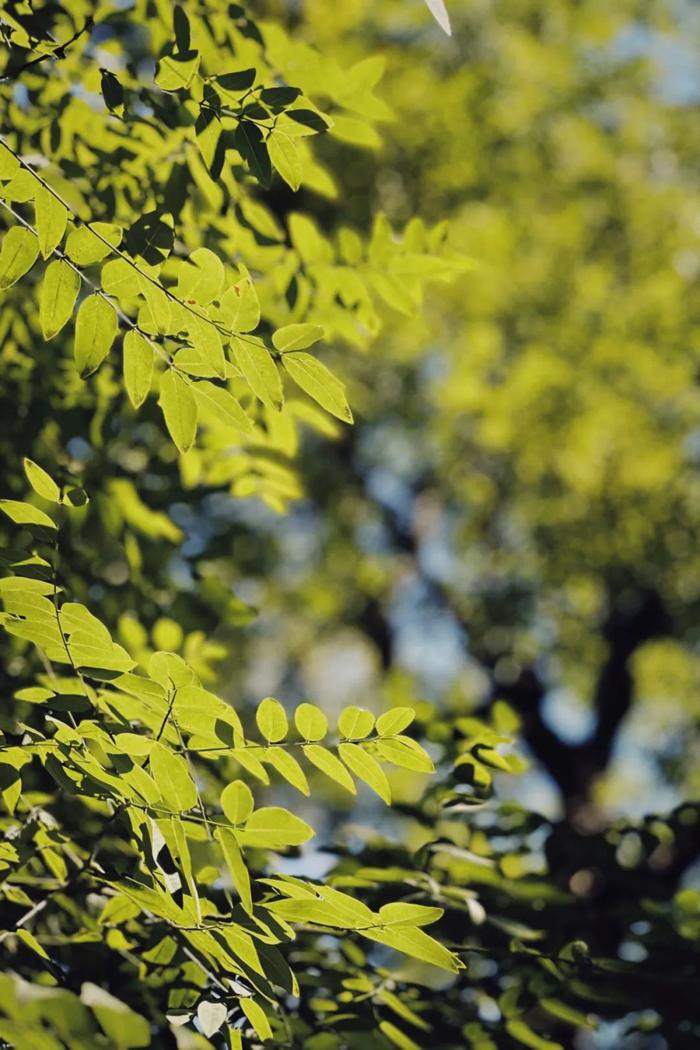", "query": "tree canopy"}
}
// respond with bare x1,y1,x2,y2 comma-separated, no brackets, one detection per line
0,1,699,1049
